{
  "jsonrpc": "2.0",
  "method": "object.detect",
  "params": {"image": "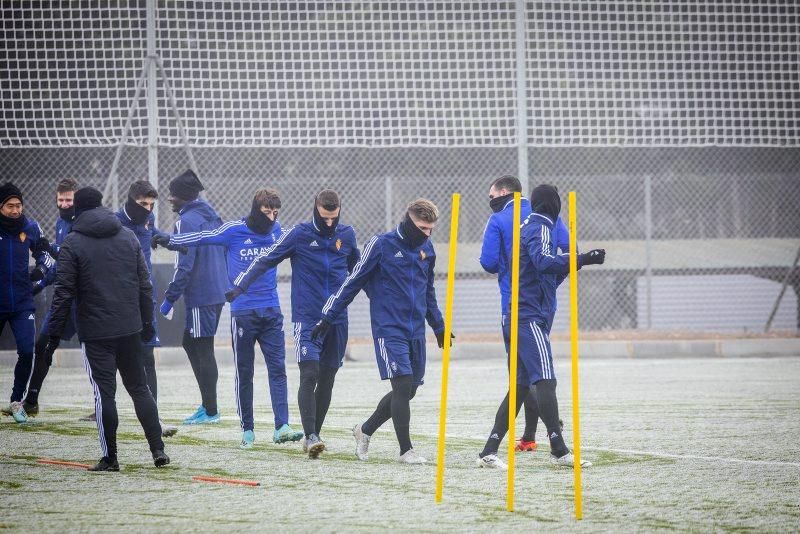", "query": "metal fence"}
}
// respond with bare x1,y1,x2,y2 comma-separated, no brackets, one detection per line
2,1,799,341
